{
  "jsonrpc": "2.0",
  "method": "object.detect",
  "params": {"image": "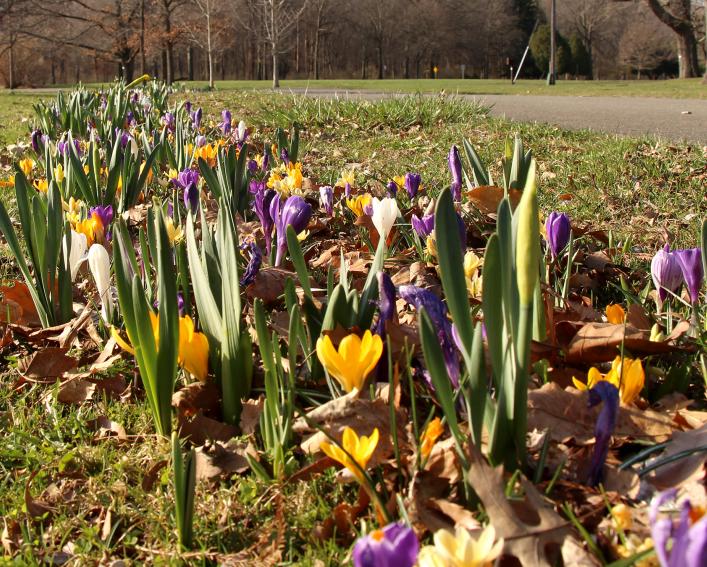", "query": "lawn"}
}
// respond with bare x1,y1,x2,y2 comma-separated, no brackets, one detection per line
0,84,705,565
178,78,707,100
